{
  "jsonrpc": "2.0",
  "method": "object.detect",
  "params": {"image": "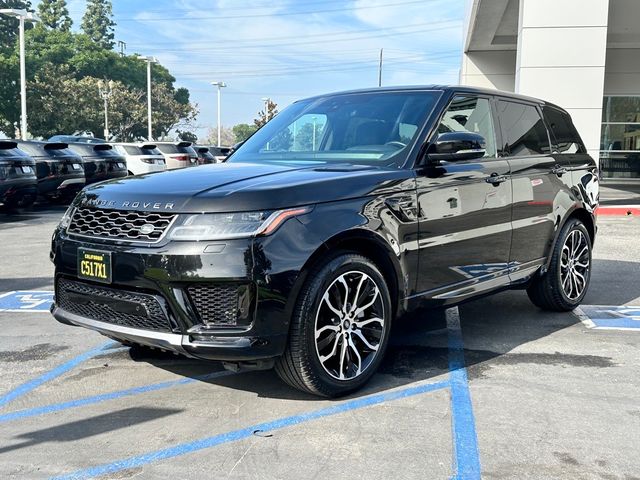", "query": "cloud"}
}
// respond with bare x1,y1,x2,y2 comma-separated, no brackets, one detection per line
111,0,465,138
